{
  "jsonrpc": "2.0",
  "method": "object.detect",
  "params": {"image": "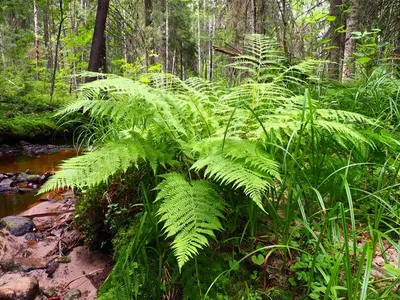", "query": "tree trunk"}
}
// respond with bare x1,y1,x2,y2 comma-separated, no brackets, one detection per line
257,0,266,34
144,0,154,67
50,0,66,103
33,0,40,80
43,0,52,70
197,0,201,75
251,0,256,34
328,0,344,80
342,0,359,81
69,5,78,91
165,0,169,72
87,0,110,77
0,33,5,67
